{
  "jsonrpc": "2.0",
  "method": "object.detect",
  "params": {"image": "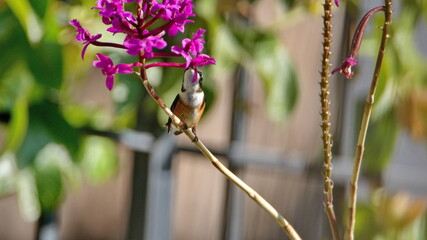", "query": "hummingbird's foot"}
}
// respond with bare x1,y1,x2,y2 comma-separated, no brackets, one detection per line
191,128,199,142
